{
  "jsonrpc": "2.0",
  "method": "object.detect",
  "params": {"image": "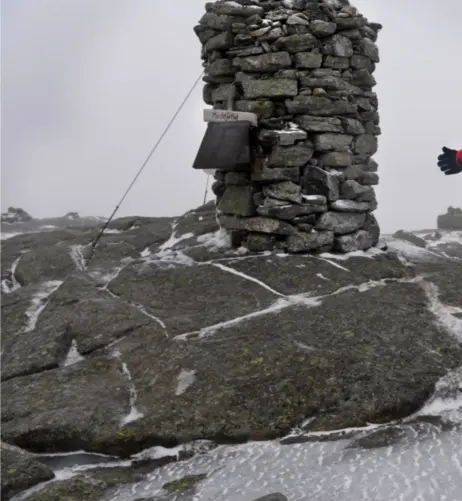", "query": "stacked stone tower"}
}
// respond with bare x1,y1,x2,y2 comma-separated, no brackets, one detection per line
193,0,382,253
